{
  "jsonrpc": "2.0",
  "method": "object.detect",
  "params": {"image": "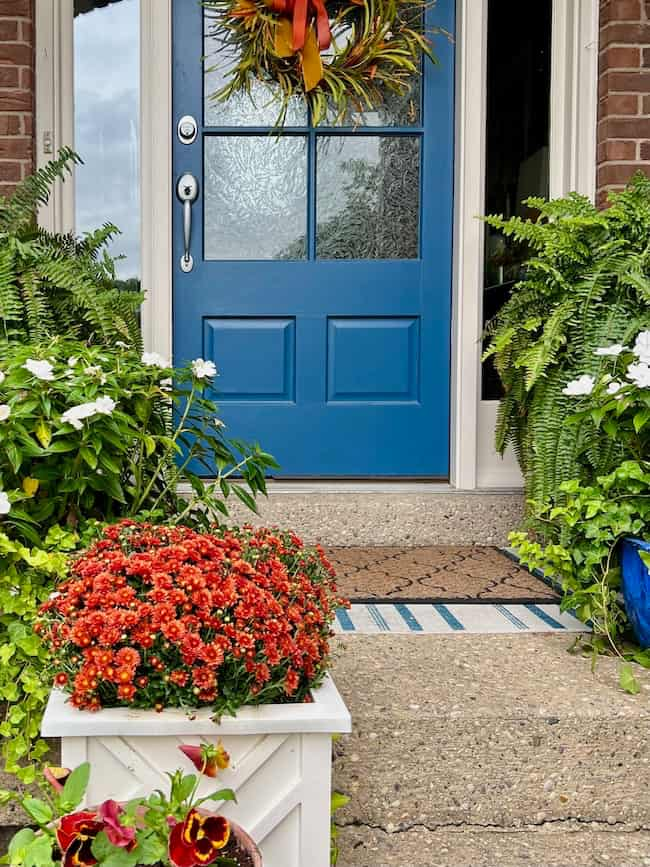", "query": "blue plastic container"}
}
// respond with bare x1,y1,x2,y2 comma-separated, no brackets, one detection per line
621,537,650,649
